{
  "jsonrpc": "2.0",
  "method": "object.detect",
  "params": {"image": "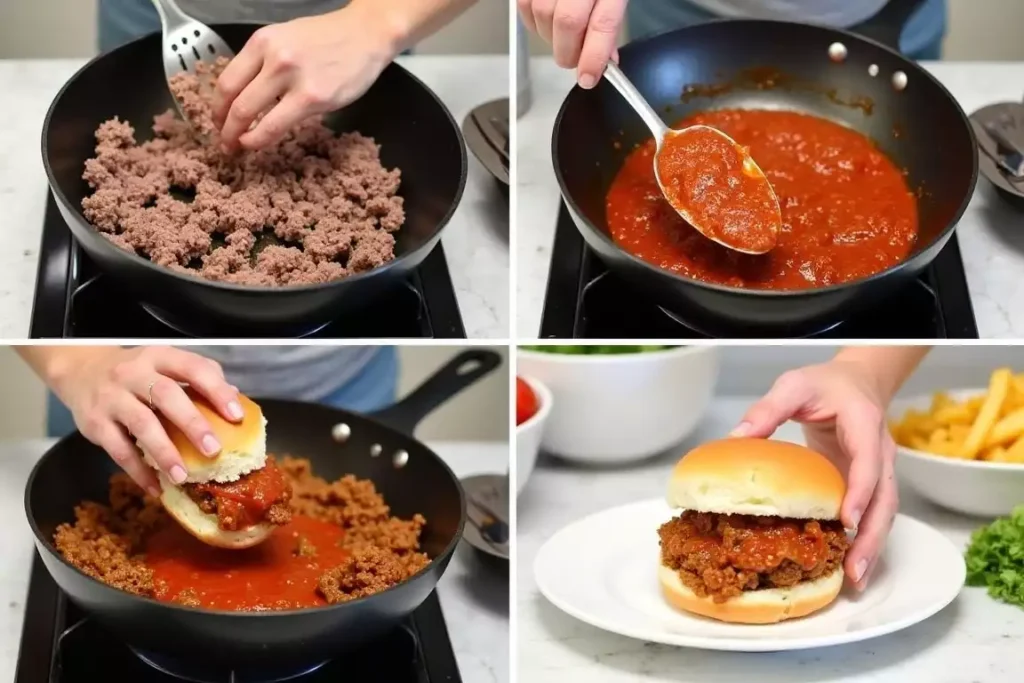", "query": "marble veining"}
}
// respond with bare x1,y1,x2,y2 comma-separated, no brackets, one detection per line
0,56,509,339
517,398,1024,682
516,58,1024,339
